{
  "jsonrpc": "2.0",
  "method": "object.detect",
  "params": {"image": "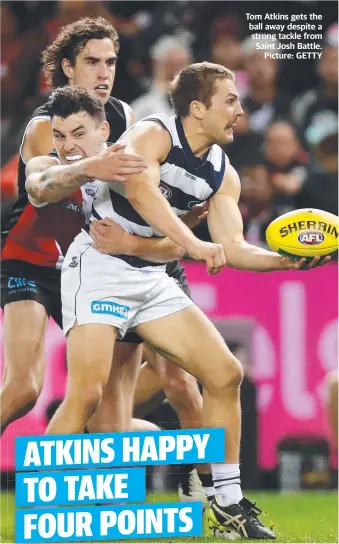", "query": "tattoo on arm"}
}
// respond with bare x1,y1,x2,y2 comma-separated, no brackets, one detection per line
28,162,93,203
